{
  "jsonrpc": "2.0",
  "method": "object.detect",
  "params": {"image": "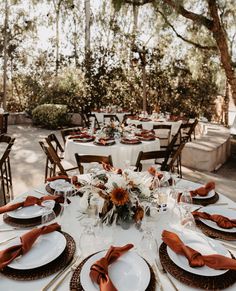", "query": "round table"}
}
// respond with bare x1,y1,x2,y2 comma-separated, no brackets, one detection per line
0,176,235,291
127,118,182,135
64,139,160,168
